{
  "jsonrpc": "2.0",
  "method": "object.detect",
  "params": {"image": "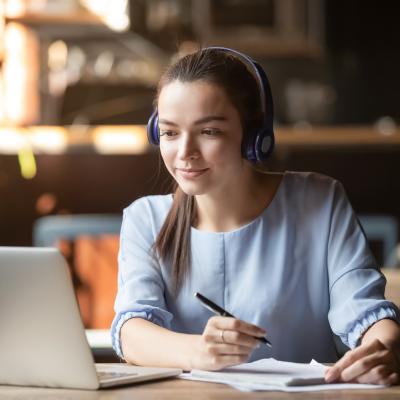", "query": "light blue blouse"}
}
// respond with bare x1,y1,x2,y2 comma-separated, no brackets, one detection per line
112,171,399,363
